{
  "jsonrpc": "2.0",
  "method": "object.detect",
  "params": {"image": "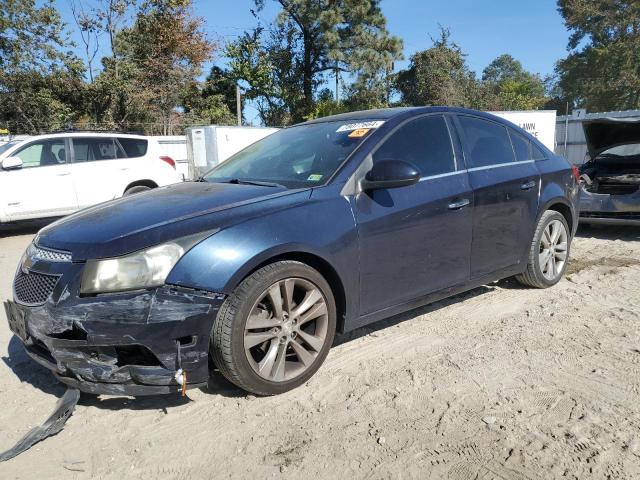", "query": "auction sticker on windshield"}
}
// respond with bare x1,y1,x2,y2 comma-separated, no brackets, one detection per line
336,121,385,133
